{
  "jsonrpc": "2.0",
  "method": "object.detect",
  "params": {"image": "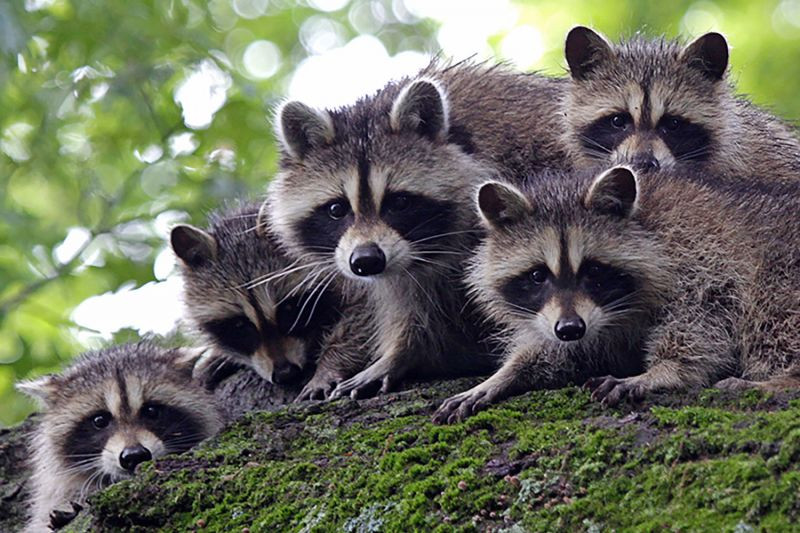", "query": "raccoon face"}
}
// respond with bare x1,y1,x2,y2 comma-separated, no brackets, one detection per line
171,213,339,385
471,167,663,346
564,26,729,174
270,79,484,284
17,344,220,485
